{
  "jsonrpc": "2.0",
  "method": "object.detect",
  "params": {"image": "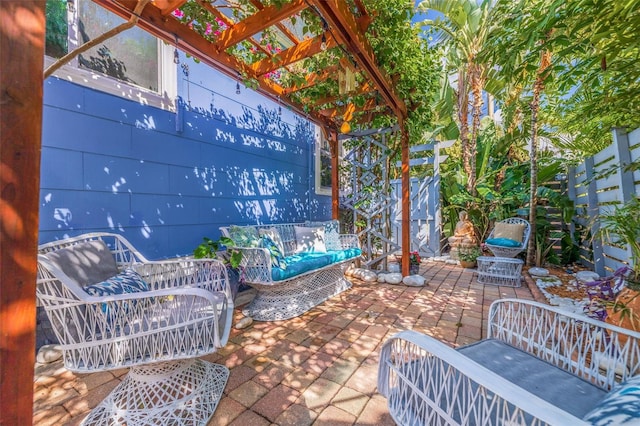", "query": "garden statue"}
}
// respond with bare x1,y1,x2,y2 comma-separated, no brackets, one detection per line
448,211,479,260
